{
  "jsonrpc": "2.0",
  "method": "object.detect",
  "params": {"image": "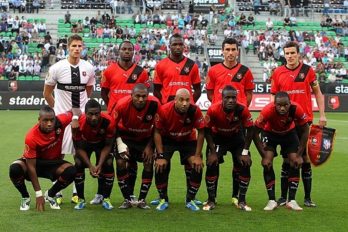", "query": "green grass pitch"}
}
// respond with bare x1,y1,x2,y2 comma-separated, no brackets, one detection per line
0,111,347,232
